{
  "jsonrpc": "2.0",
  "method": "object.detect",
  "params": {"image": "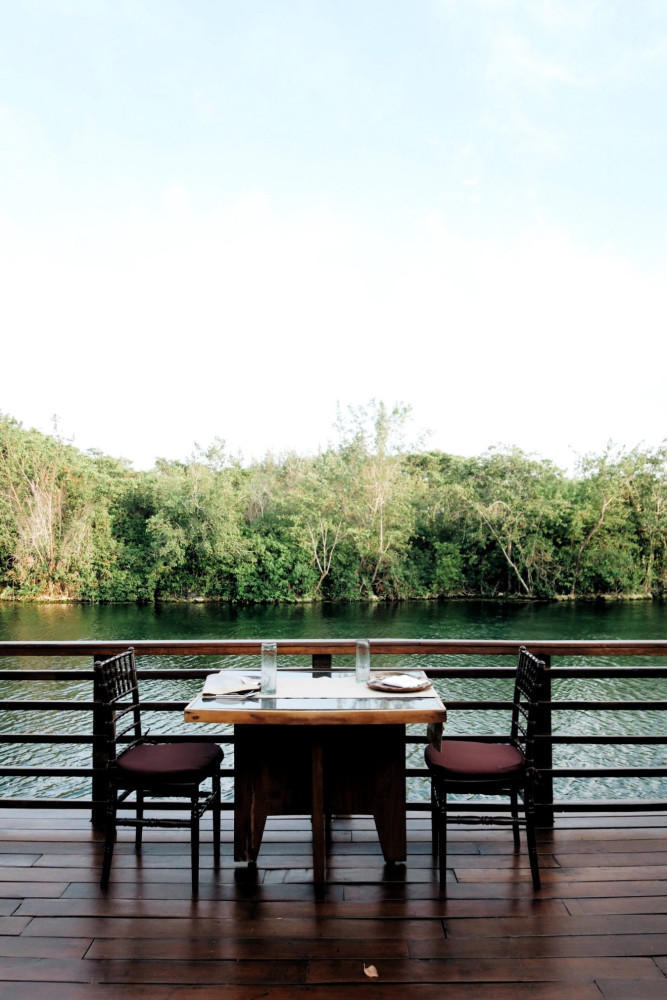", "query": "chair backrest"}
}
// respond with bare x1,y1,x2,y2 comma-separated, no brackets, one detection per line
94,649,141,761
510,646,545,764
